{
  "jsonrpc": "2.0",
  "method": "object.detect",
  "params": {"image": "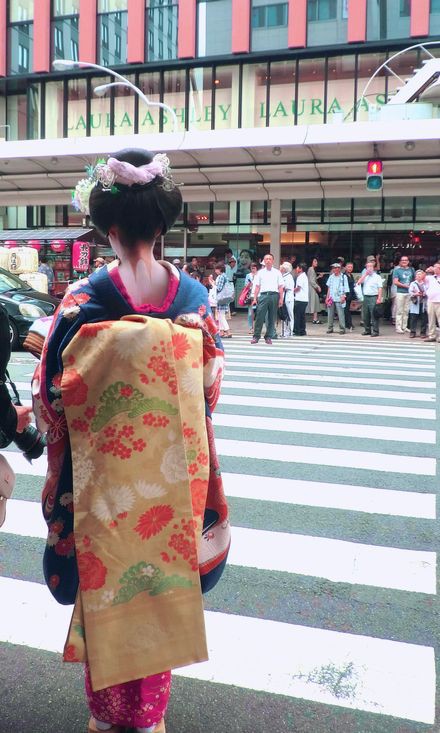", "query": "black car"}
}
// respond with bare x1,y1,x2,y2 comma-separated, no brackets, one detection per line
0,267,59,349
